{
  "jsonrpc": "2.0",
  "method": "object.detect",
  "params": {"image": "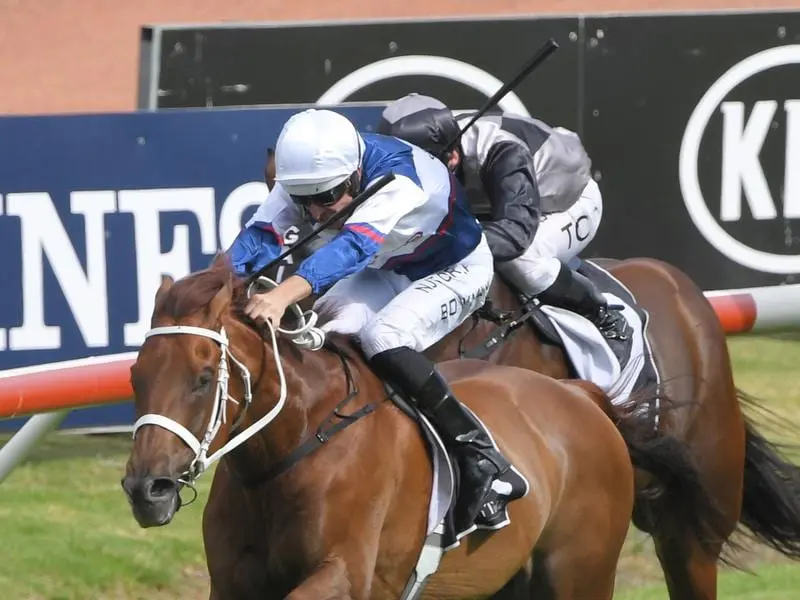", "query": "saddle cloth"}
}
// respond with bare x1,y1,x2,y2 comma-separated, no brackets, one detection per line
464,258,662,423
546,258,661,420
